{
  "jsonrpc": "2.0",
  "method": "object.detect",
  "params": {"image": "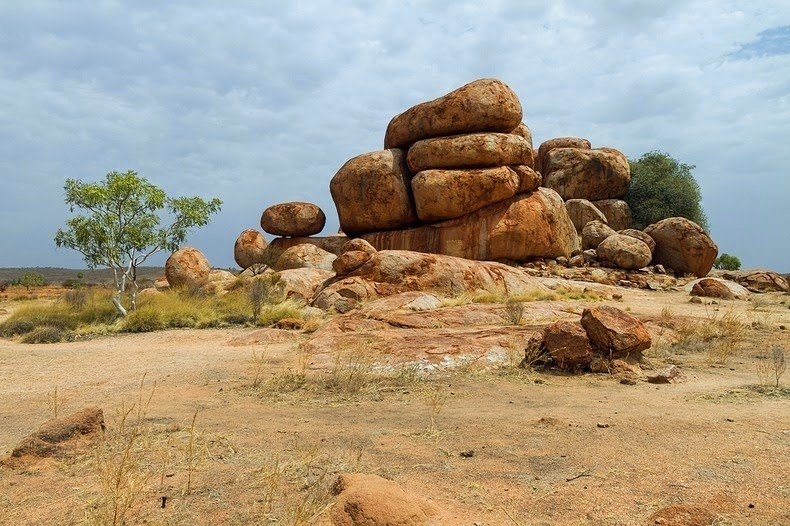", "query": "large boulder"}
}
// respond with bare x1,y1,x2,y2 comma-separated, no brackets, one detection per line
564,199,607,233
165,247,211,288
411,165,521,222
260,202,326,237
313,250,550,311
596,234,652,270
543,147,630,200
644,217,718,277
581,306,651,359
331,473,438,526
384,78,522,149
618,229,656,255
330,149,417,235
233,229,268,270
592,199,632,231
543,321,594,370
361,188,578,262
581,220,617,250
406,132,532,172
536,137,591,175
274,244,336,272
